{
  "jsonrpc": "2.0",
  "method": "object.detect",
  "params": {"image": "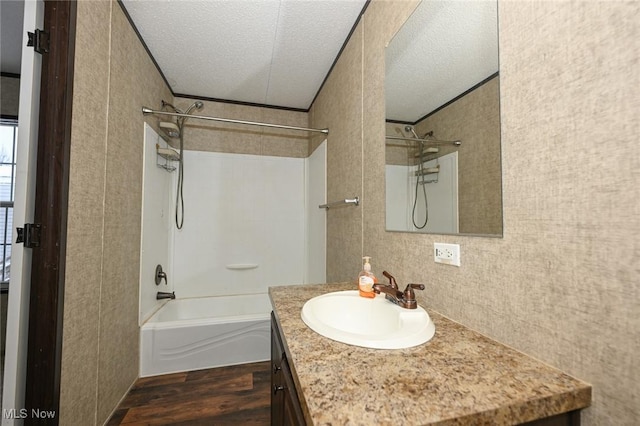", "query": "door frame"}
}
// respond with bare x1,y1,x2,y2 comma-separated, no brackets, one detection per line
2,1,44,424
23,1,76,423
